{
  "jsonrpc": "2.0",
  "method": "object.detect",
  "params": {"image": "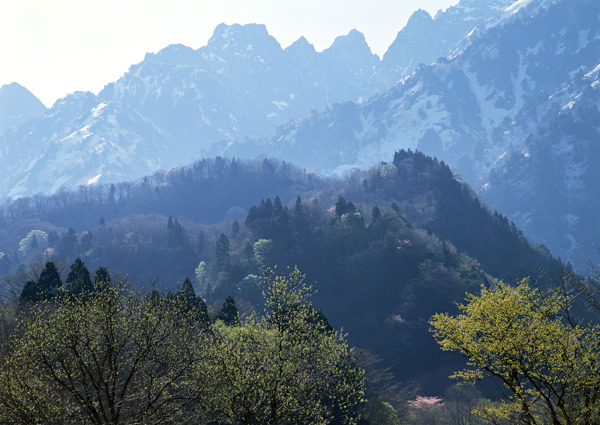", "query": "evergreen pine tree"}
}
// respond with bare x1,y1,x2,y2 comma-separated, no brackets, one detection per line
167,217,185,249
216,296,239,326
19,280,39,305
94,267,111,287
371,206,381,222
335,195,347,217
20,261,63,304
231,220,240,235
108,184,116,203
215,233,230,271
66,258,93,296
293,195,303,217
58,228,77,257
180,277,210,327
